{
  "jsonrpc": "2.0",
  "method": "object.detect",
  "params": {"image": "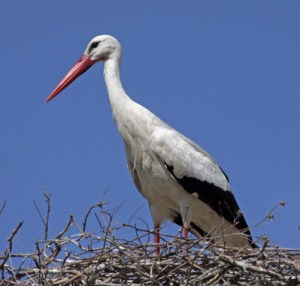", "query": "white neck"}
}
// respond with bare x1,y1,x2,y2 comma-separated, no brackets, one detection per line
103,58,131,115
103,57,139,142
103,55,159,148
